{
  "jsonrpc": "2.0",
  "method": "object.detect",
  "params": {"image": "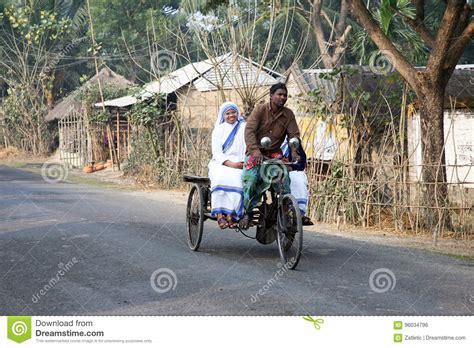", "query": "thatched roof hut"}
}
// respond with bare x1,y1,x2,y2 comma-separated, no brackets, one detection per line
49,67,133,168
46,67,133,122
